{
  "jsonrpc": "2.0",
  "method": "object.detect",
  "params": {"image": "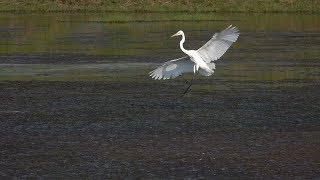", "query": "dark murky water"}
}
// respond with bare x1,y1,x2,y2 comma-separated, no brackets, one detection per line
0,13,319,178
